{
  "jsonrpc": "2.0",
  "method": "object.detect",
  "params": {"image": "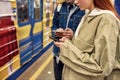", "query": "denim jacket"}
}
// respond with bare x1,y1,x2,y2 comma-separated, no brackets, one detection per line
52,2,85,56
115,0,120,15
